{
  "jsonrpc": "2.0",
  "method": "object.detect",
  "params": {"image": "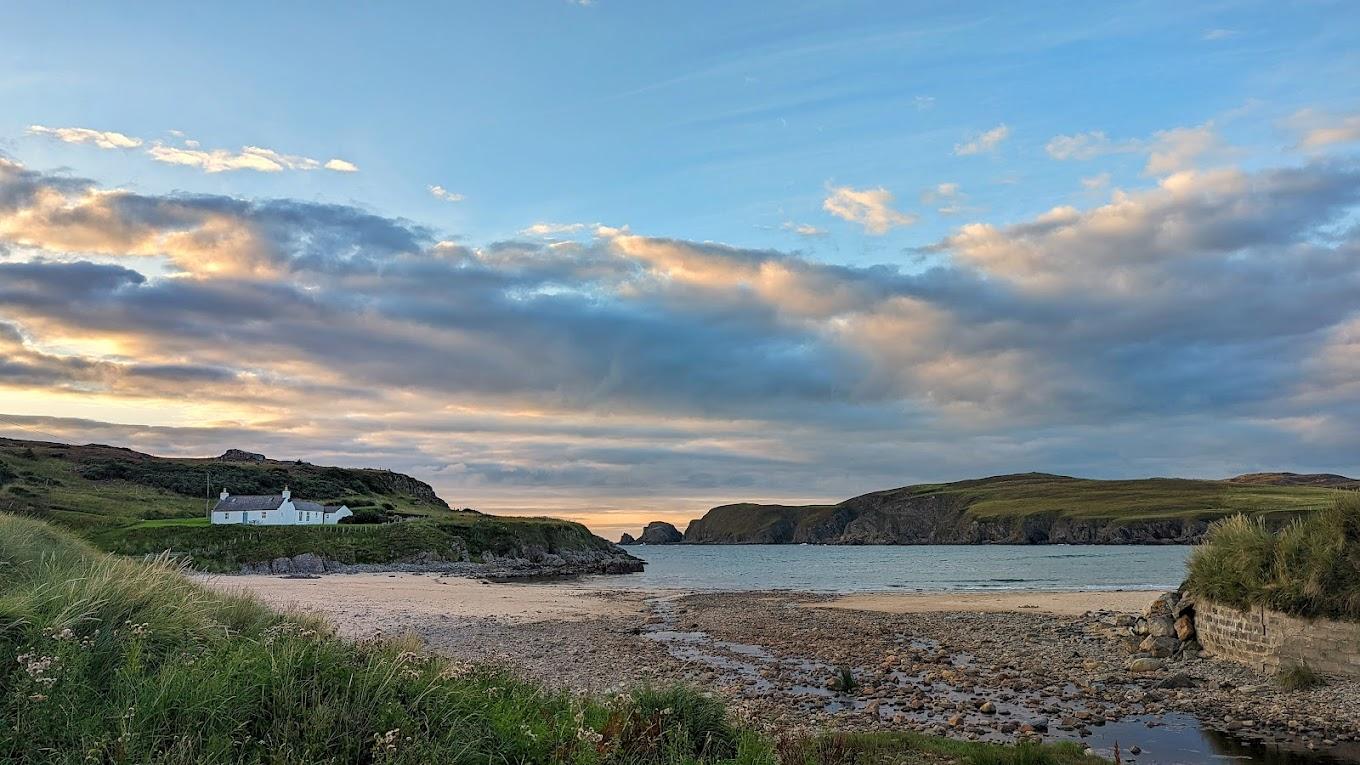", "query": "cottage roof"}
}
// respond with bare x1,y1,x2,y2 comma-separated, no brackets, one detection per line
213,495,286,513
323,505,348,514
294,500,324,513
